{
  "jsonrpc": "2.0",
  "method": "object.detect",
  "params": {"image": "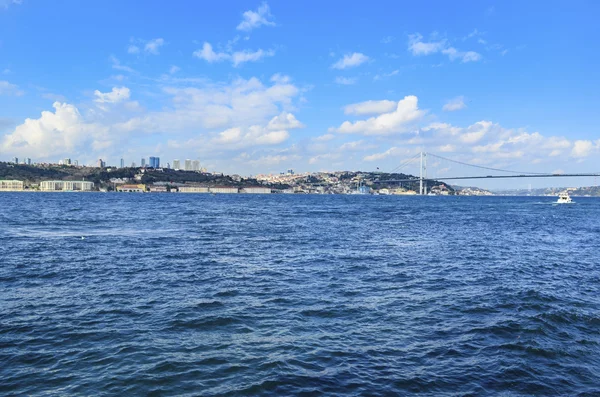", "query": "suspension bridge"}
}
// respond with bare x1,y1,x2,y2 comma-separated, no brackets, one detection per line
375,152,600,195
